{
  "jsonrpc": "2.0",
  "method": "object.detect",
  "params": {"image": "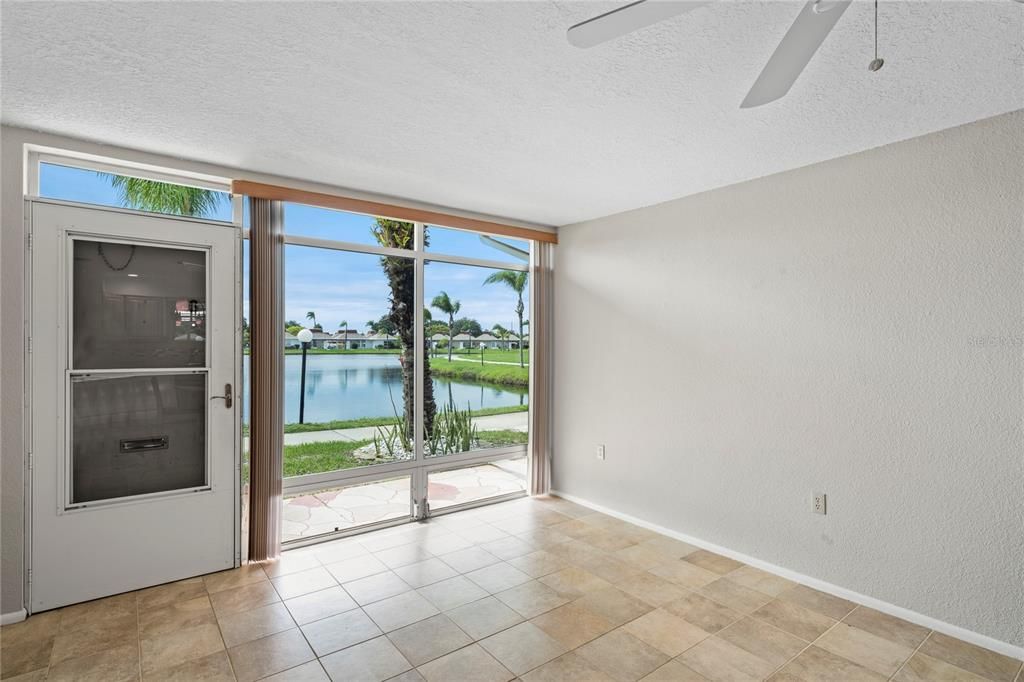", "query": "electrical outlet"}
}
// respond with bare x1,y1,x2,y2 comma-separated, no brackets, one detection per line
596,444,606,460
812,492,826,515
